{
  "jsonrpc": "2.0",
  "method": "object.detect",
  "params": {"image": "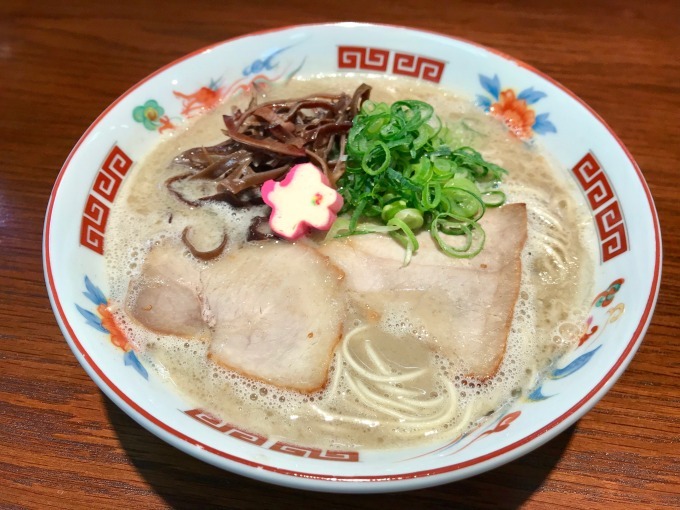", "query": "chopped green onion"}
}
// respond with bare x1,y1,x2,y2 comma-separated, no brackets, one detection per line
393,208,424,230
361,141,391,175
430,213,486,258
387,216,419,266
421,182,442,210
482,190,507,207
336,98,507,261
